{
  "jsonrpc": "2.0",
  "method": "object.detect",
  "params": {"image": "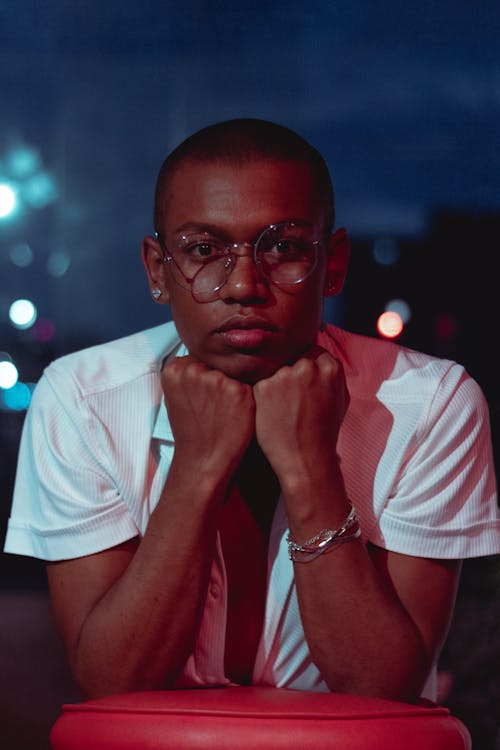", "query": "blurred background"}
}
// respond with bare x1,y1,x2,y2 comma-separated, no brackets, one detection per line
1,1,499,748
